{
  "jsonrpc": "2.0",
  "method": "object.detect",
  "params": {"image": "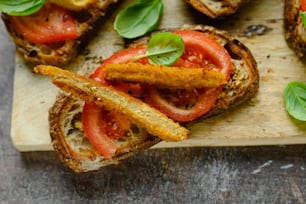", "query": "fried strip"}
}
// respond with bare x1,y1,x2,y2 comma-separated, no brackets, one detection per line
34,65,189,142
104,63,226,89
